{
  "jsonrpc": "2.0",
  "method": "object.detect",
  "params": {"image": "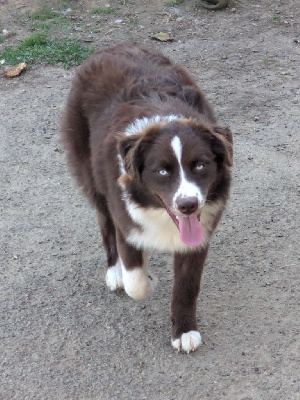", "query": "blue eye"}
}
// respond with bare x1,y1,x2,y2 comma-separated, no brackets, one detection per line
195,164,204,171
158,169,169,176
